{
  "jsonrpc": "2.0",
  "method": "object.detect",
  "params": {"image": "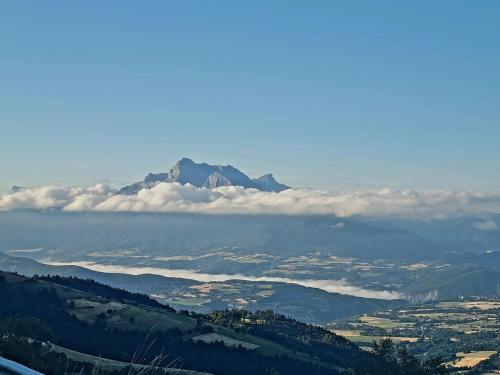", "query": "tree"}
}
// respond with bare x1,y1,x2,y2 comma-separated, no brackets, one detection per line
372,338,395,362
